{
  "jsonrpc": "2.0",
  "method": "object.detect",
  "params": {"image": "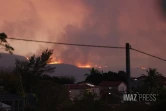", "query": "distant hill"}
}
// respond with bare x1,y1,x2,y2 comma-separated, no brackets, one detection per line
0,53,26,68
0,53,89,82
0,53,151,82
47,64,89,82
